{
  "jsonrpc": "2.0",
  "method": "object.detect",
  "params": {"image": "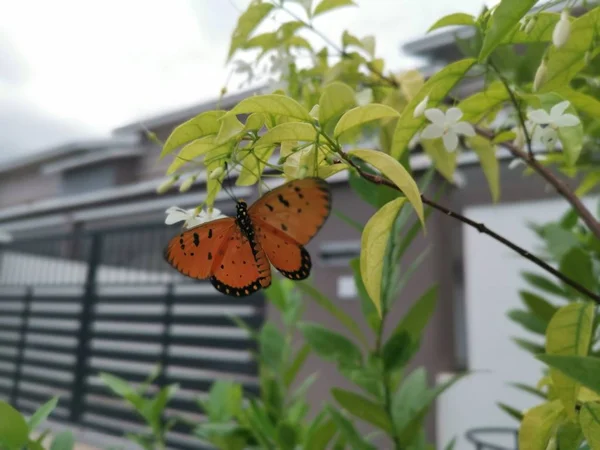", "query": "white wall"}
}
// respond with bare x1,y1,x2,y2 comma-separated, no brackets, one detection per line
437,195,598,450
